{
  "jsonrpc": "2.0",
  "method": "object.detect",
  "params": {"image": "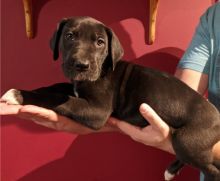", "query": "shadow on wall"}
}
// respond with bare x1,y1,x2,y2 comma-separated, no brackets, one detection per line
31,0,52,37
31,0,151,43
18,133,197,181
